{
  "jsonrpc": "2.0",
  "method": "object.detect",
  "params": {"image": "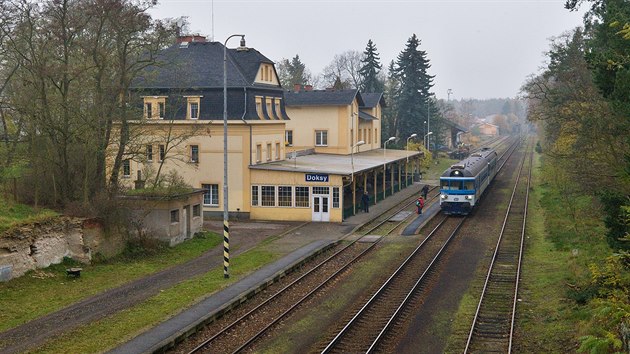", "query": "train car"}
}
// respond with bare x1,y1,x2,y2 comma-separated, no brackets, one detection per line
439,147,498,215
